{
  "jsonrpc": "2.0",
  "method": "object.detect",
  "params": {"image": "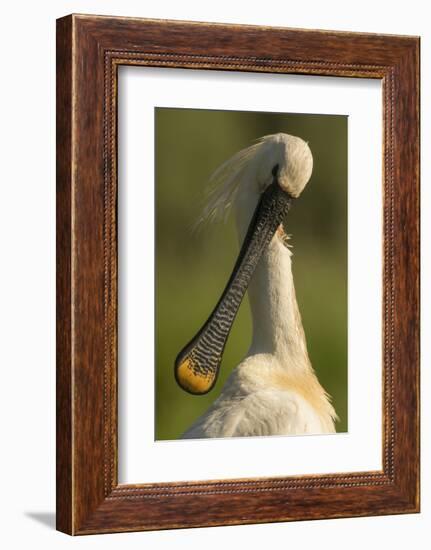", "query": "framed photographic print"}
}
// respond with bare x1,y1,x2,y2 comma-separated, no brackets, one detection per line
56,14,420,534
